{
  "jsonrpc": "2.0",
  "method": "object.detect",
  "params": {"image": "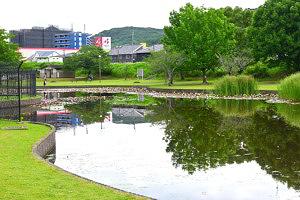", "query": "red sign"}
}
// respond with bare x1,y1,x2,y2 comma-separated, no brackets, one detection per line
94,37,102,47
